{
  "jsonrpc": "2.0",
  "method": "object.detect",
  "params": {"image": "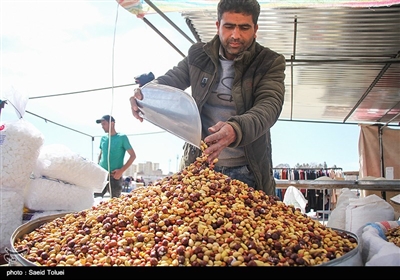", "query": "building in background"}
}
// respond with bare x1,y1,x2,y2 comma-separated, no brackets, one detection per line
135,161,164,184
